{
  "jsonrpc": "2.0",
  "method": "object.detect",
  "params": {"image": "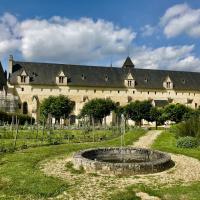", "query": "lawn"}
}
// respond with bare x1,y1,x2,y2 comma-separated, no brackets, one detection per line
0,128,146,200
